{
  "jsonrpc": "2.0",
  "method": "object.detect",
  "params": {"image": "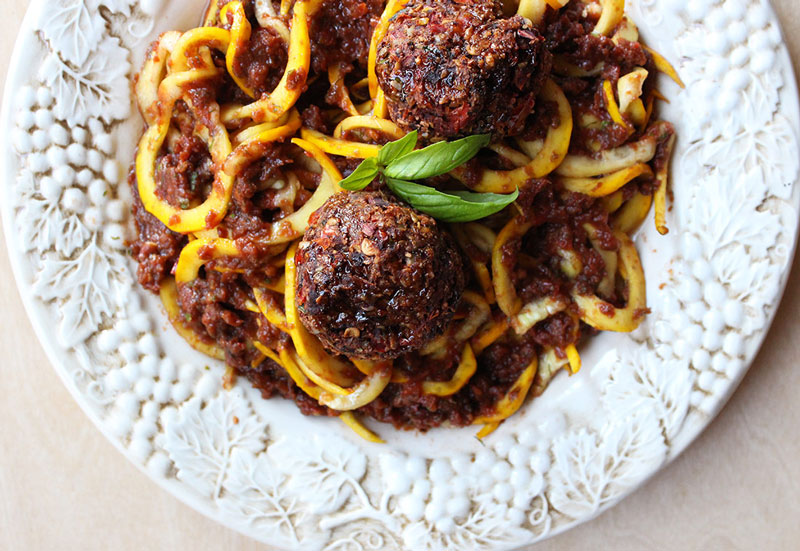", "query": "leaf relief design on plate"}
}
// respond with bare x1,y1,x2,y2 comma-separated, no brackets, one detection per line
401,500,533,551
684,171,776,255
219,449,329,550
677,163,789,341
593,350,695,443
31,239,131,347
267,434,367,514
3,0,800,548
268,433,402,534
38,0,106,65
38,36,132,126
547,411,667,519
636,0,786,142
14,170,91,258
163,391,268,499
322,525,401,551
89,0,136,15
626,0,799,420
10,1,146,364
